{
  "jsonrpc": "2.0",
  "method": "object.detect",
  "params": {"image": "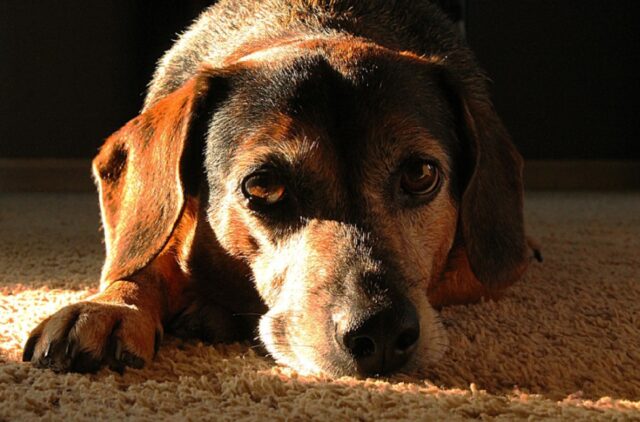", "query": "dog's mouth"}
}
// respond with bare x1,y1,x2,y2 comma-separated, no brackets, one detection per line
257,291,447,377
